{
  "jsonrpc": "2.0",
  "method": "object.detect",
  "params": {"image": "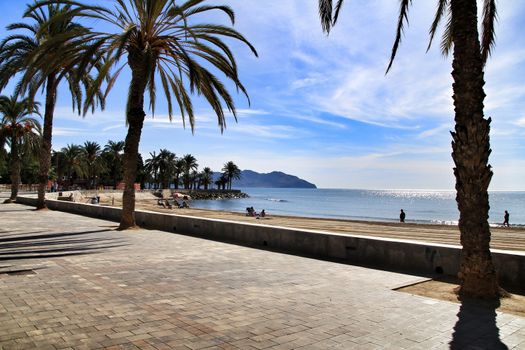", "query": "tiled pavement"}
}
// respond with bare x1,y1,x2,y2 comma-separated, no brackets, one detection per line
0,202,524,350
